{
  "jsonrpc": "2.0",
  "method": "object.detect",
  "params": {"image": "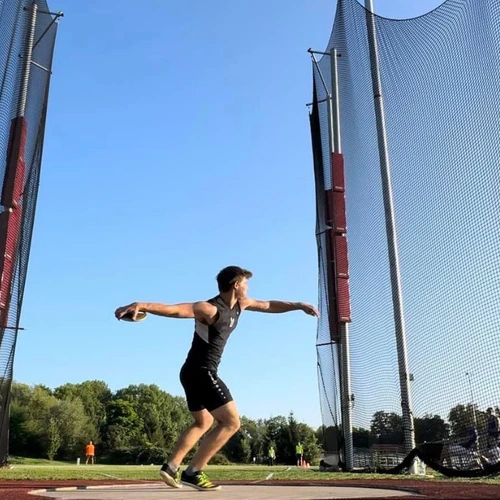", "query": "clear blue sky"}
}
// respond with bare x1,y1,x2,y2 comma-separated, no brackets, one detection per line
15,0,445,429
